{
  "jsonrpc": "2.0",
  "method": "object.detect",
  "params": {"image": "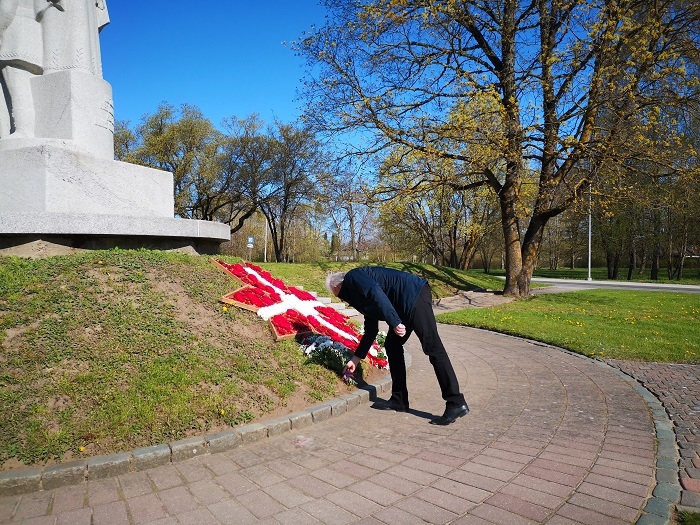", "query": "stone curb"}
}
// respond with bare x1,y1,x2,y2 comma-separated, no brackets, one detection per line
0,369,397,497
